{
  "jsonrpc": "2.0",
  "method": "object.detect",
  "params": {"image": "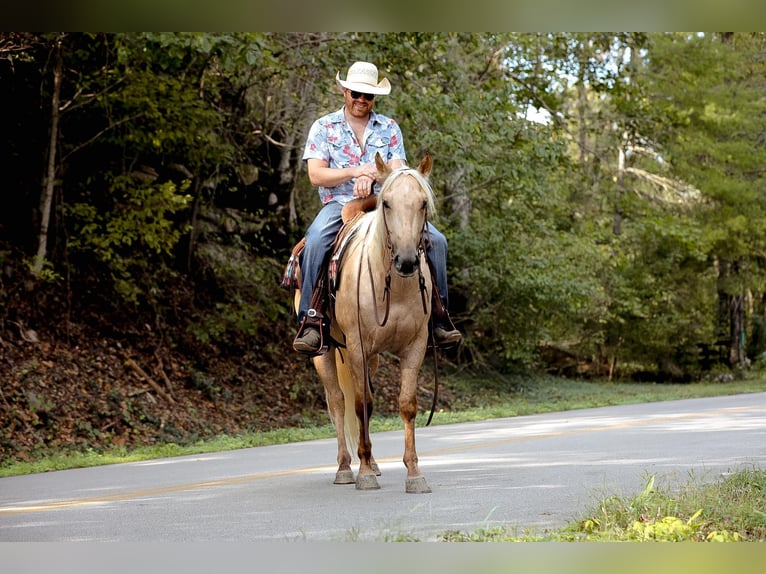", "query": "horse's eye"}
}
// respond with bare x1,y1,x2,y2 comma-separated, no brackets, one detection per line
421,201,427,211
382,200,390,209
